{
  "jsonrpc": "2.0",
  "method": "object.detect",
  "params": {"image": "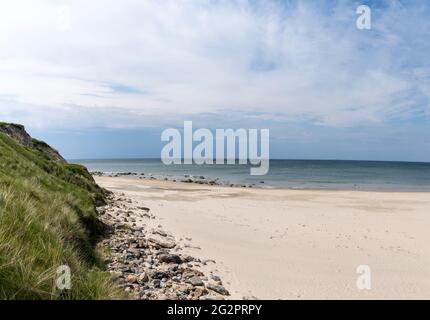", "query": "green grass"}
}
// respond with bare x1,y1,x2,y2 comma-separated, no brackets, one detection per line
0,131,123,299
0,122,25,128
